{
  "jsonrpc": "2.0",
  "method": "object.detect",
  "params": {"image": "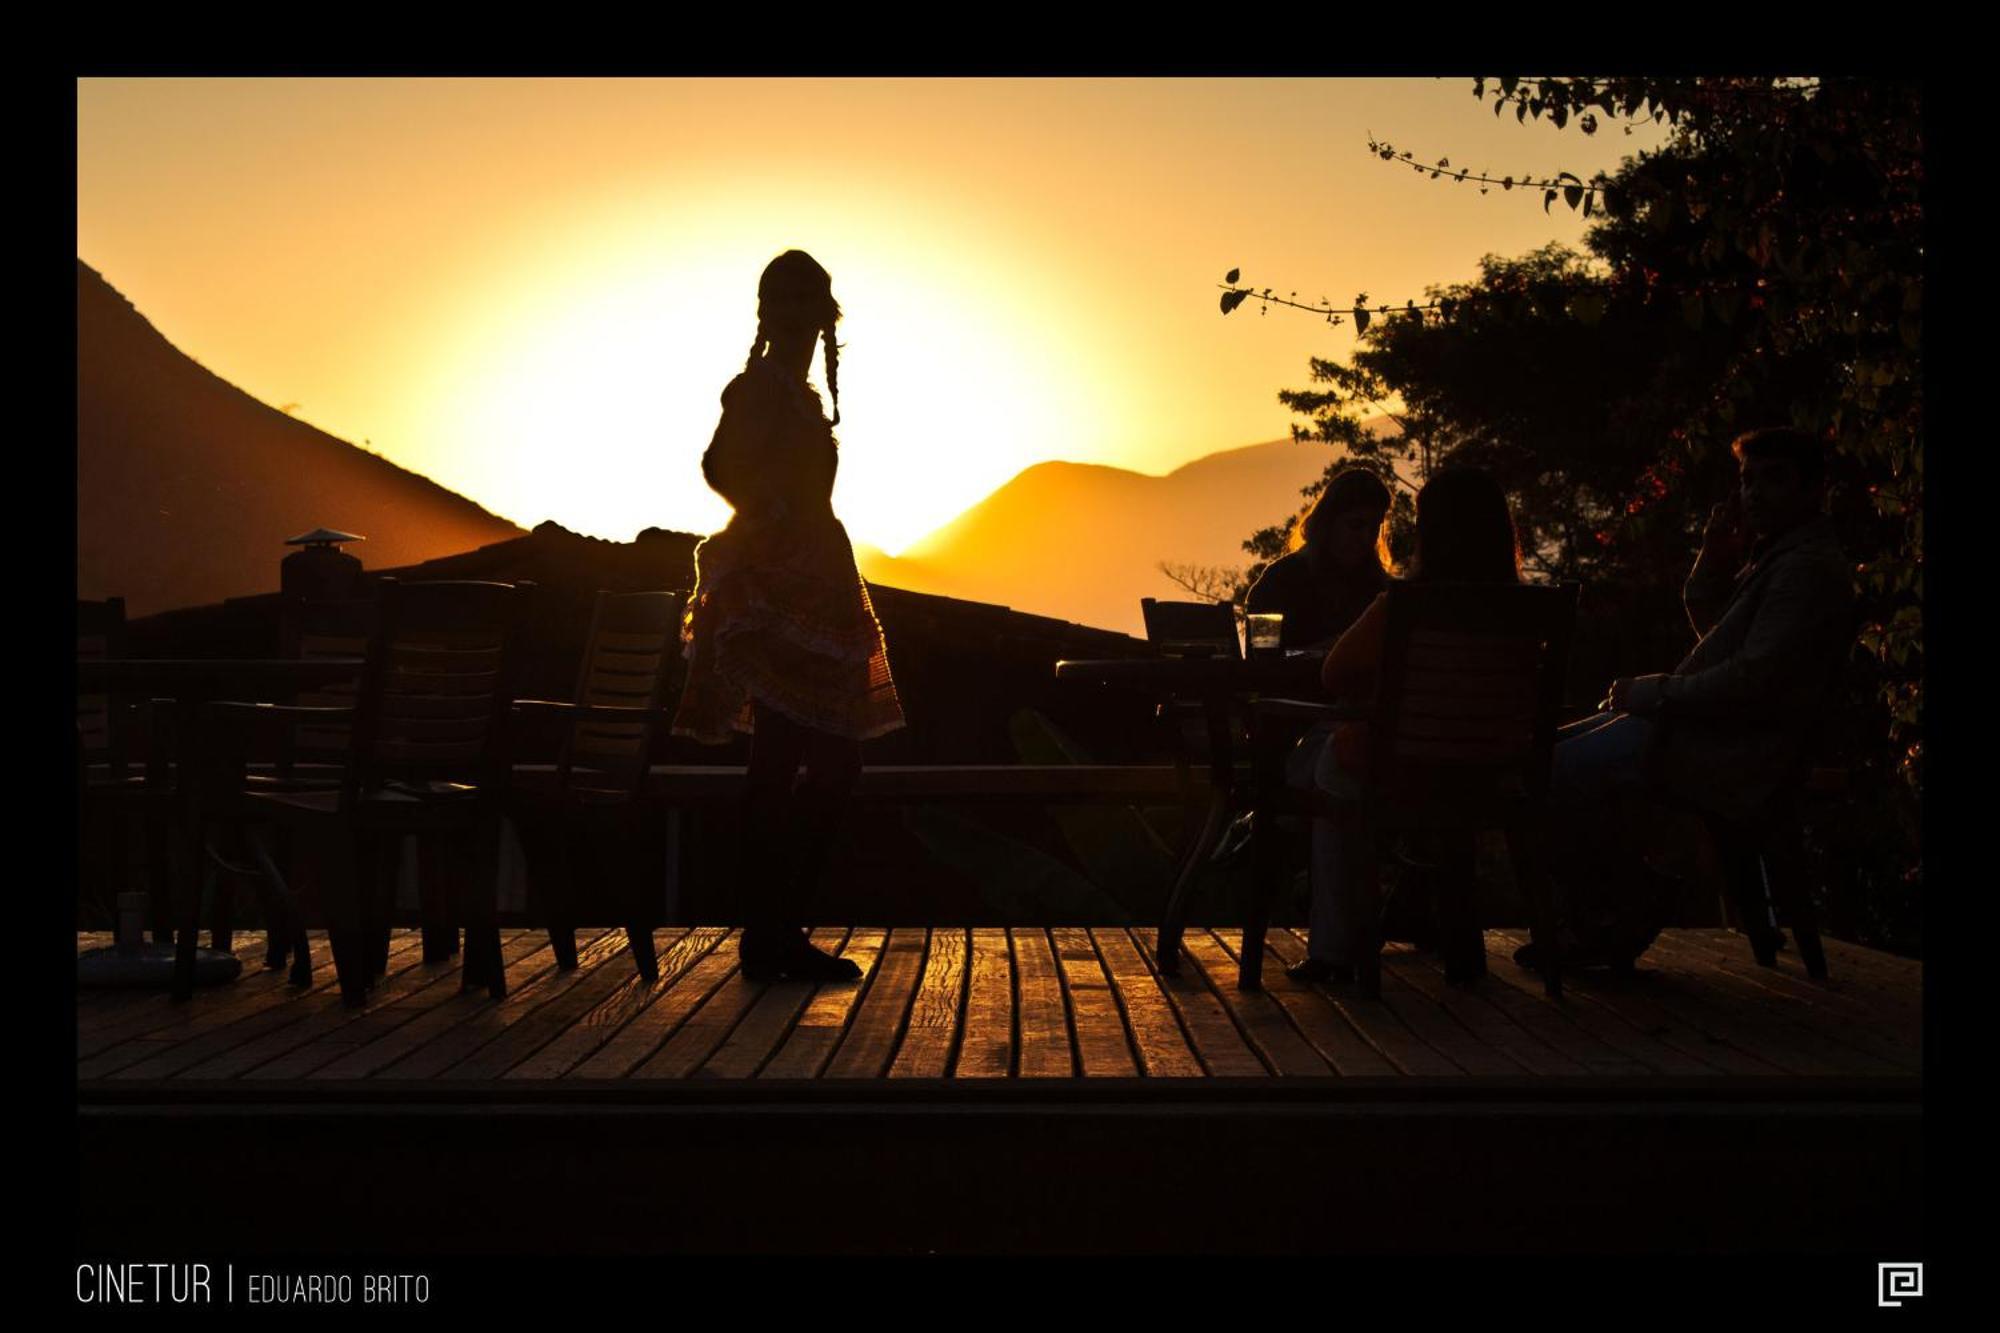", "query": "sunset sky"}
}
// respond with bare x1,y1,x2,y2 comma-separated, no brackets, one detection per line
77,78,1666,554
